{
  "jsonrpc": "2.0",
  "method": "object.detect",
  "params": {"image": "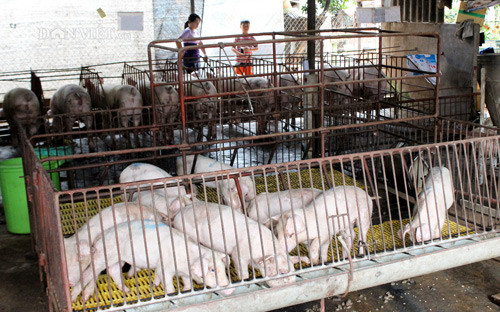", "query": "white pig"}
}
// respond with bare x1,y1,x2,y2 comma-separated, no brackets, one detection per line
323,64,353,95
173,202,308,287
119,163,191,220
274,185,373,265
151,84,180,143
2,88,41,146
50,84,93,133
398,167,454,243
185,80,217,119
154,85,180,125
353,63,387,101
64,202,161,287
278,74,302,111
234,77,274,135
102,85,143,127
176,155,255,213
185,79,218,139
71,220,233,302
247,188,323,227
